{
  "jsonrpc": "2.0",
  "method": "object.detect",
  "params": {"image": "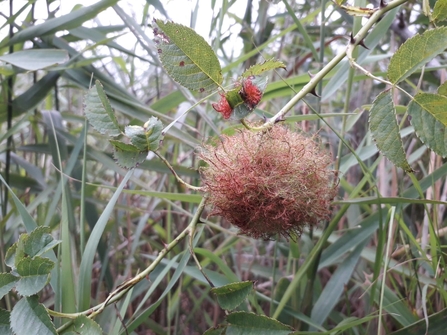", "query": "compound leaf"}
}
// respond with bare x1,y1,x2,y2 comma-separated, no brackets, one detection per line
408,93,447,157
388,27,447,84
369,90,412,172
154,20,222,93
